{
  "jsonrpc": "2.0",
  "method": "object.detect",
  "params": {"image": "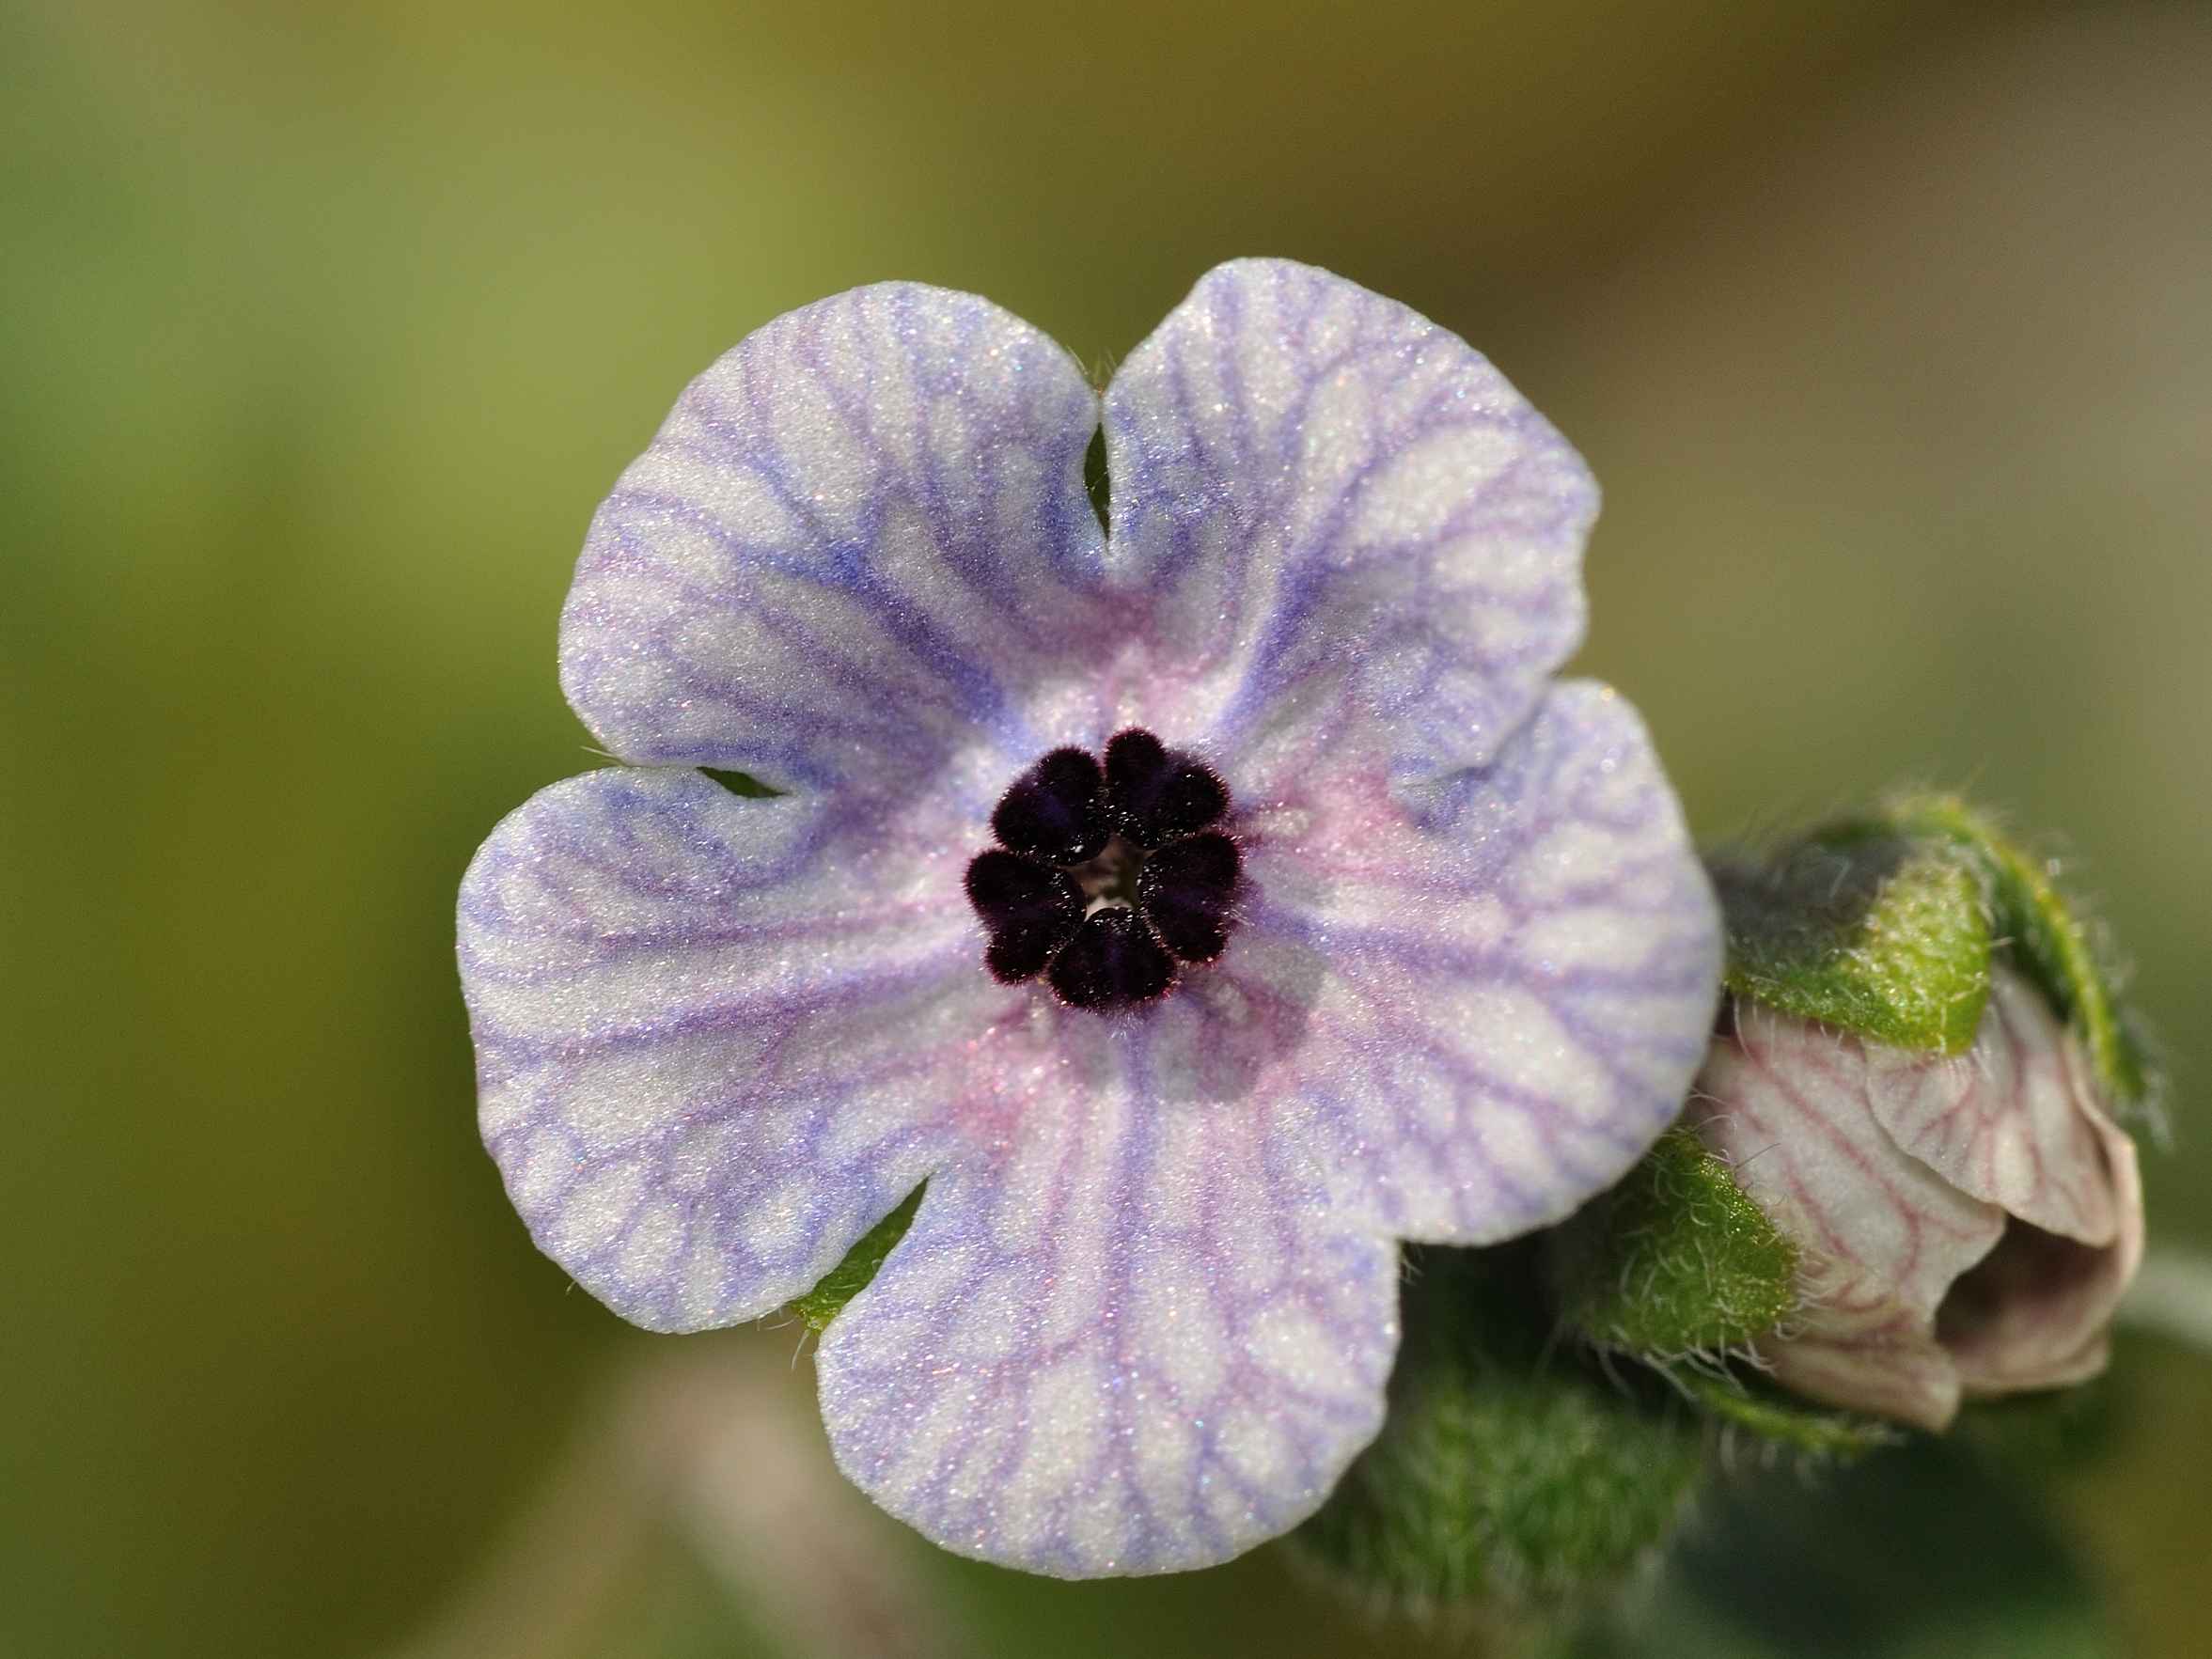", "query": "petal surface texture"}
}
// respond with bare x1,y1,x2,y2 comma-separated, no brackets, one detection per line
459,767,991,1332
1103,258,1597,783
1942,1093,2143,1396
816,1019,1400,1576
560,283,1112,795
1229,681,1723,1245
1864,968,2122,1245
